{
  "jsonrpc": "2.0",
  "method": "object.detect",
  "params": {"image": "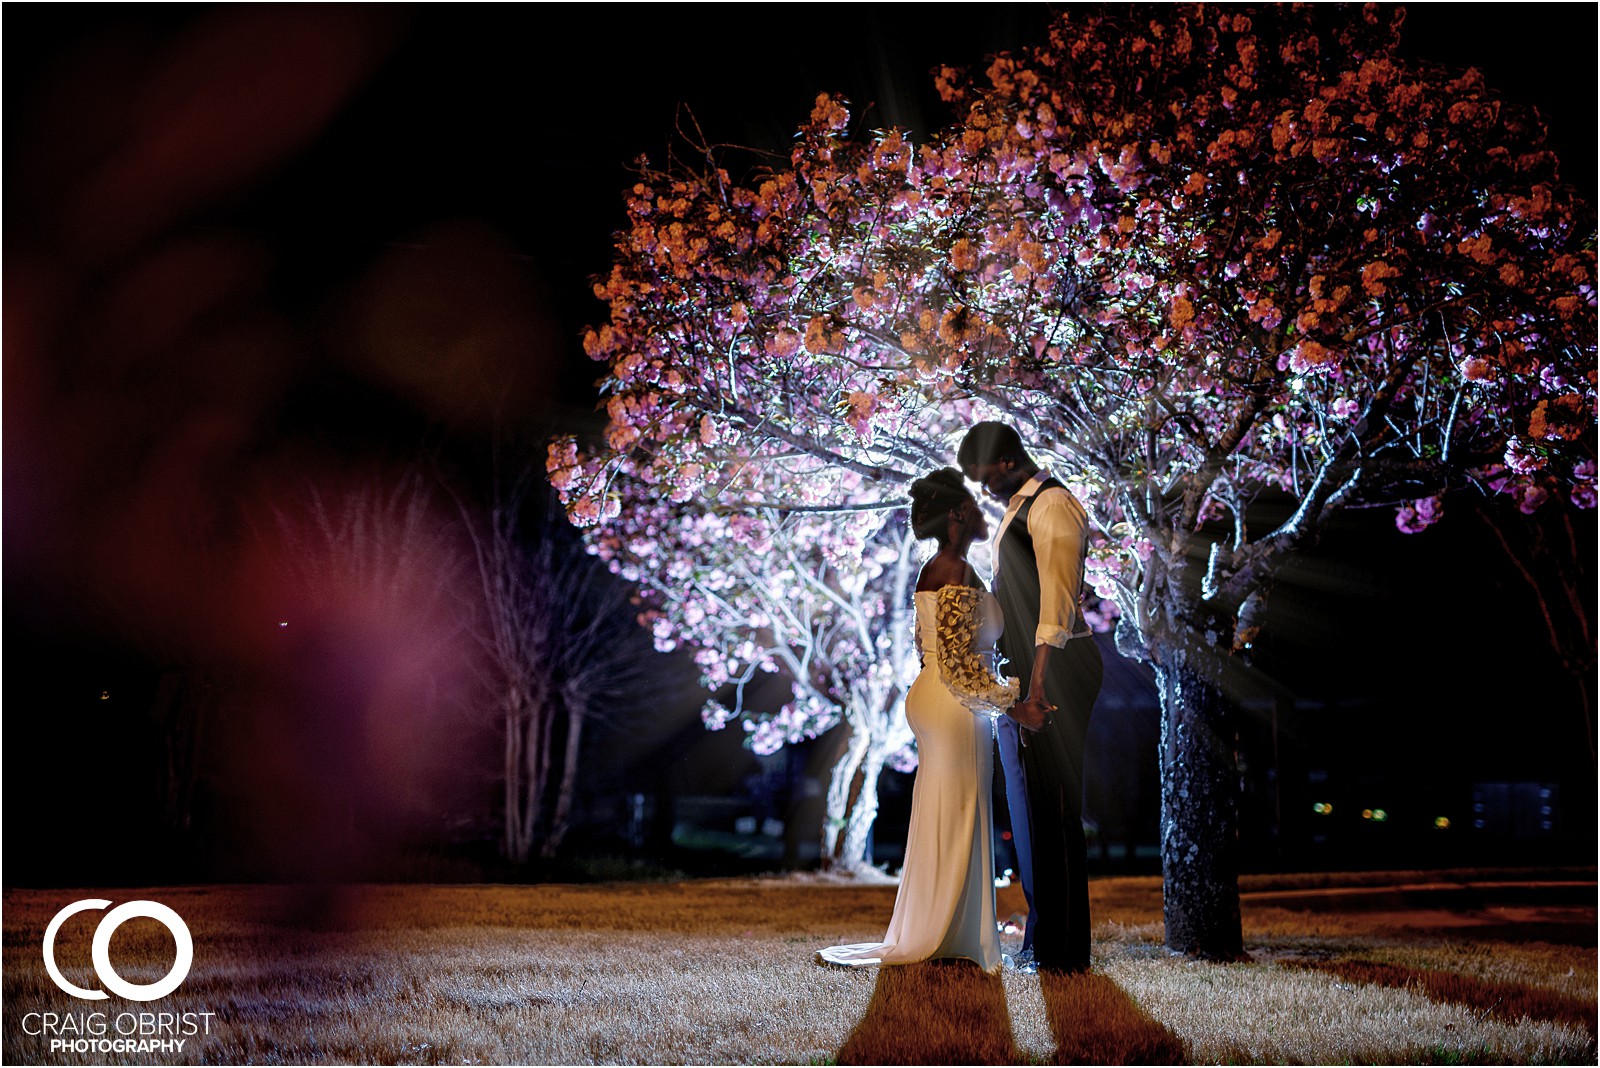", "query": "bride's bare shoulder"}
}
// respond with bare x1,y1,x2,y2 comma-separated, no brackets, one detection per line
915,557,983,593
915,556,959,593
